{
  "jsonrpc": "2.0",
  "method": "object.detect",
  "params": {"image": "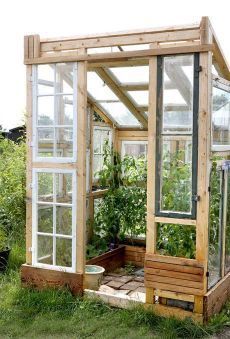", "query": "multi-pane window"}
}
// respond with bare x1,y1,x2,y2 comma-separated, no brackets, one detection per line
155,54,199,218
33,169,76,272
212,82,230,151
93,126,112,181
121,141,148,159
33,63,77,161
